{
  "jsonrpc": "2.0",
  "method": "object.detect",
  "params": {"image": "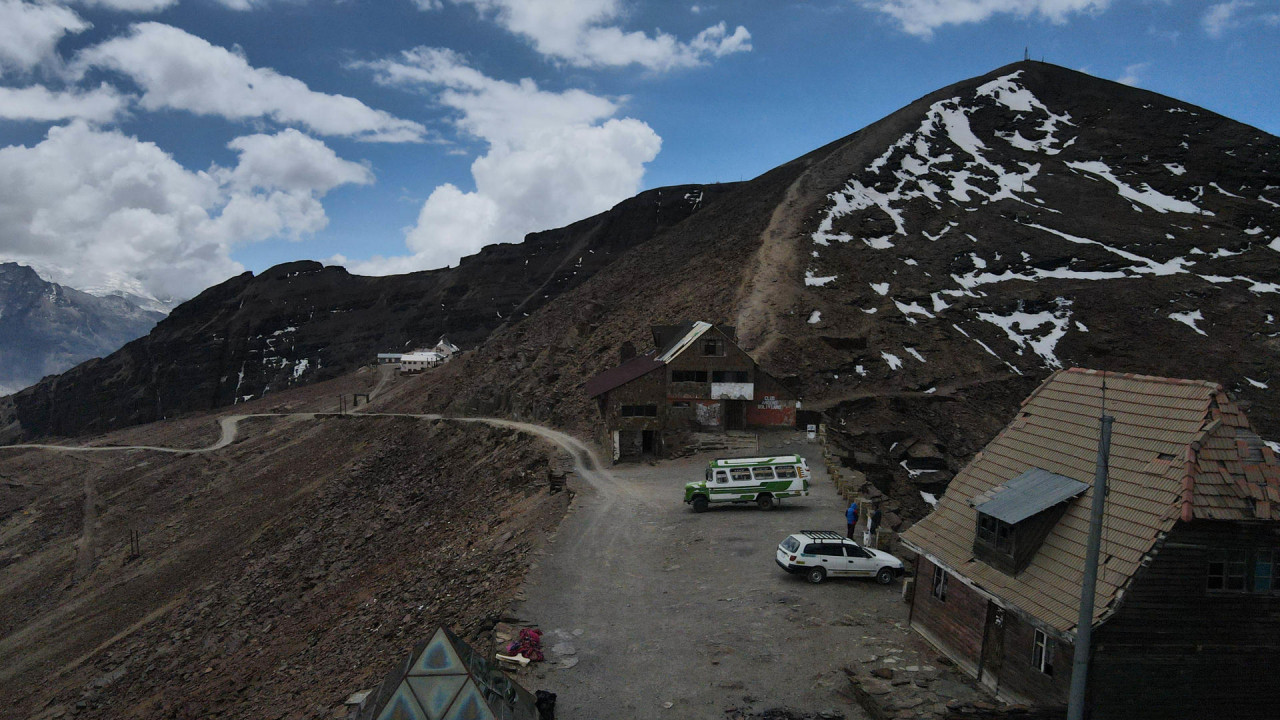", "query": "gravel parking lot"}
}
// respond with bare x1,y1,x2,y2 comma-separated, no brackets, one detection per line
514,432,914,719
